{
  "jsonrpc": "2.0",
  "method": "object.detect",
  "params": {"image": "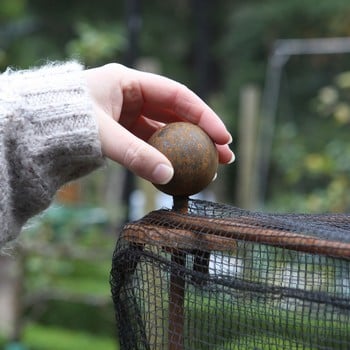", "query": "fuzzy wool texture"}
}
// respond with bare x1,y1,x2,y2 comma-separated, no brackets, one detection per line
0,61,104,245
